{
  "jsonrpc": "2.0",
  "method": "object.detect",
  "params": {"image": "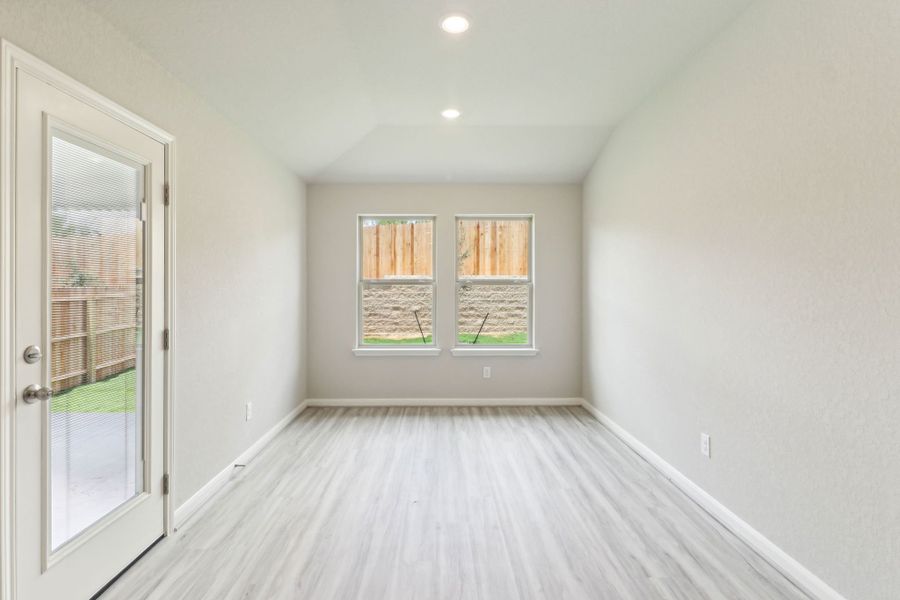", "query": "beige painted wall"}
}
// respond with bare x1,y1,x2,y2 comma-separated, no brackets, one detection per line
583,1,899,598
308,184,581,399
0,0,307,507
